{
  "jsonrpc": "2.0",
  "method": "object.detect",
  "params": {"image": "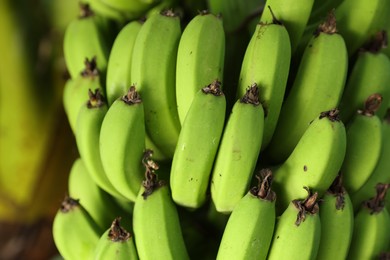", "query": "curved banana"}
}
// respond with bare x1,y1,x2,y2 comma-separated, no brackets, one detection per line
81,0,128,22
211,84,265,213
131,10,182,158
93,217,139,260
347,184,390,259
267,189,321,260
176,10,225,125
63,3,110,79
271,109,346,214
236,9,291,150
106,20,142,106
260,0,314,53
100,86,145,202
316,175,354,260
170,80,226,209
52,195,102,260
341,94,383,194
216,169,276,260
75,88,126,200
265,11,348,163
133,152,190,260
101,0,154,17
